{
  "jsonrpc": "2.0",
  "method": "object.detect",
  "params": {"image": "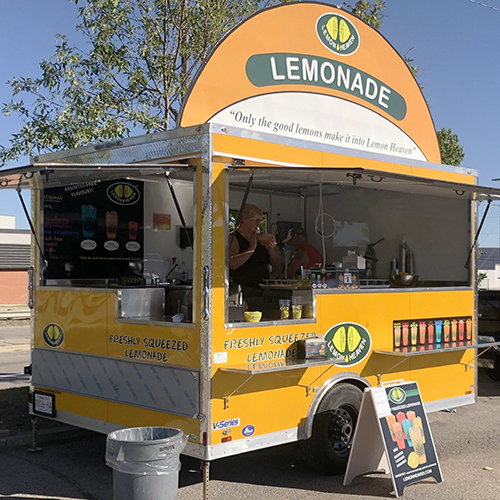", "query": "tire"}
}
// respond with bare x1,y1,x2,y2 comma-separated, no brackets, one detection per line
302,383,363,475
